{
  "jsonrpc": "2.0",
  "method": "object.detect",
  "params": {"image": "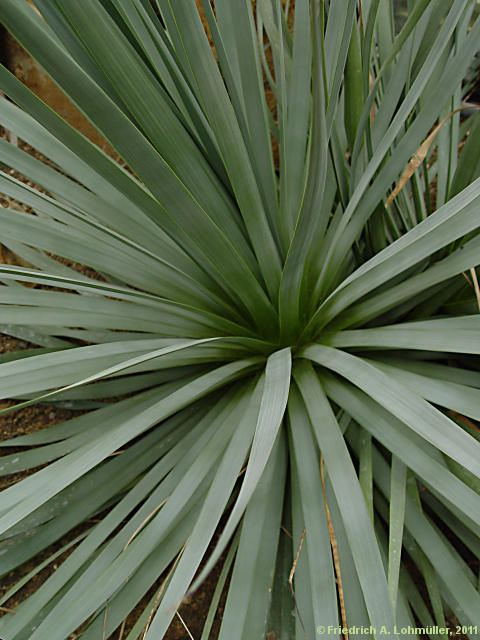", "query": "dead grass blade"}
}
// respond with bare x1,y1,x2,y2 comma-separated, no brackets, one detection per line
320,455,348,640
469,267,480,312
102,598,109,640
141,539,188,640
176,610,195,639
386,107,468,208
123,498,169,551
288,527,307,638
117,617,127,640
448,410,480,435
